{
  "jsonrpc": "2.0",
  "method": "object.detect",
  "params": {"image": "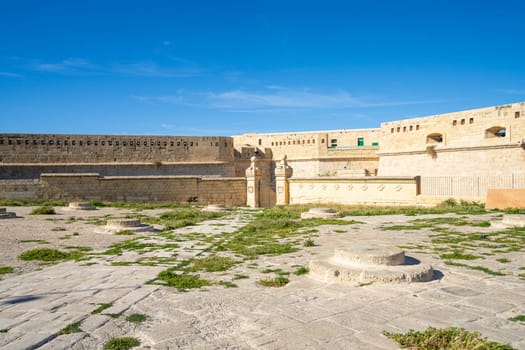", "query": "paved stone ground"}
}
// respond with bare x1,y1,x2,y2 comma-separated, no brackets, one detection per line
0,207,524,349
